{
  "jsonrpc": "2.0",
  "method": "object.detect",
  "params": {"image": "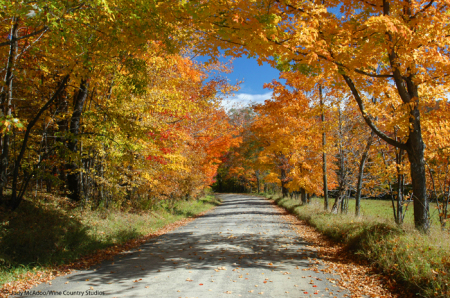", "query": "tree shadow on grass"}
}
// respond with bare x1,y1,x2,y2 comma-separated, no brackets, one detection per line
0,200,140,270
199,198,221,206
